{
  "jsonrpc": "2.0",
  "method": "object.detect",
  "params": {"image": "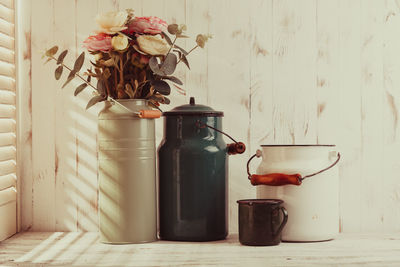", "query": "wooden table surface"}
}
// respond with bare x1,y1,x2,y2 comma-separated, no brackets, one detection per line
1,232,400,266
